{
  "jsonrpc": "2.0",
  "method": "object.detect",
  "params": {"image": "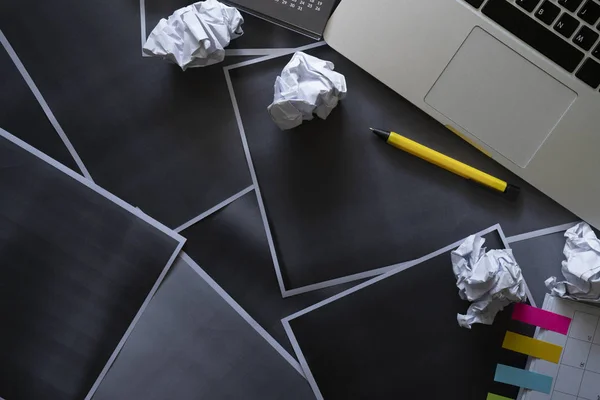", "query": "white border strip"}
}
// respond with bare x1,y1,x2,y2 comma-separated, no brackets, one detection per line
0,128,185,400
283,224,503,323
0,30,94,181
224,67,288,296
505,221,579,244
224,48,297,56
140,0,149,57
181,252,305,377
0,127,184,244
86,240,184,399
282,259,410,298
224,41,326,71
174,185,255,233
281,224,517,399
